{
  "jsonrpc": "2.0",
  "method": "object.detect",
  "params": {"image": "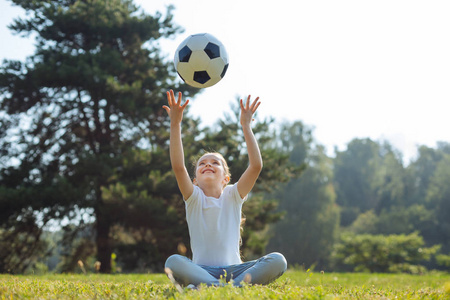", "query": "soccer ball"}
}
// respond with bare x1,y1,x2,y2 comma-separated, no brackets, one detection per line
174,33,229,88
